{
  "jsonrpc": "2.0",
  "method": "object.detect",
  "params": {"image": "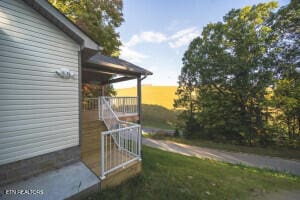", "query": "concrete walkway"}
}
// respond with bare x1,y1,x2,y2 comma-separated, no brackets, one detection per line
143,138,300,175
143,127,174,136
0,162,100,200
